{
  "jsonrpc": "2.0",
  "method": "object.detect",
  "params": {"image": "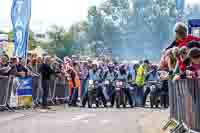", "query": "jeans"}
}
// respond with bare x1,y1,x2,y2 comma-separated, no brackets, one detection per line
124,88,133,106
69,87,79,105
97,86,107,106
135,86,144,106
81,79,87,97
41,80,49,107
104,85,115,101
